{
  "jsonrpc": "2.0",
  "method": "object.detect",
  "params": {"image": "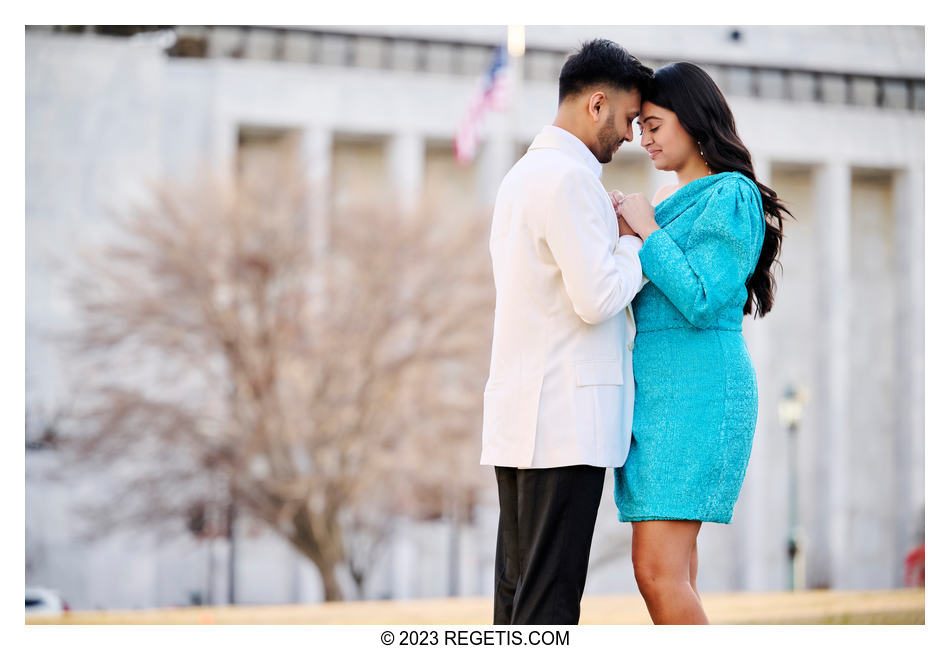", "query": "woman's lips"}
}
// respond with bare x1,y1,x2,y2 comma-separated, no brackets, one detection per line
647,149,661,159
